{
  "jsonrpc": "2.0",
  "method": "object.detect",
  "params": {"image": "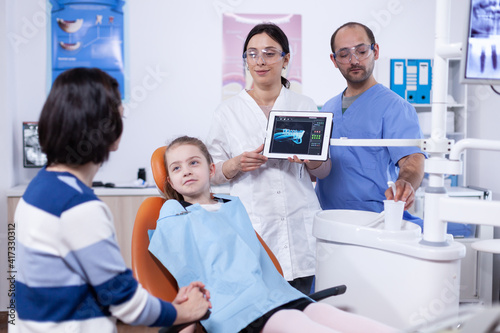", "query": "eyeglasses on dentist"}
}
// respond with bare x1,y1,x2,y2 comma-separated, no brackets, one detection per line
332,43,375,64
243,47,286,65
